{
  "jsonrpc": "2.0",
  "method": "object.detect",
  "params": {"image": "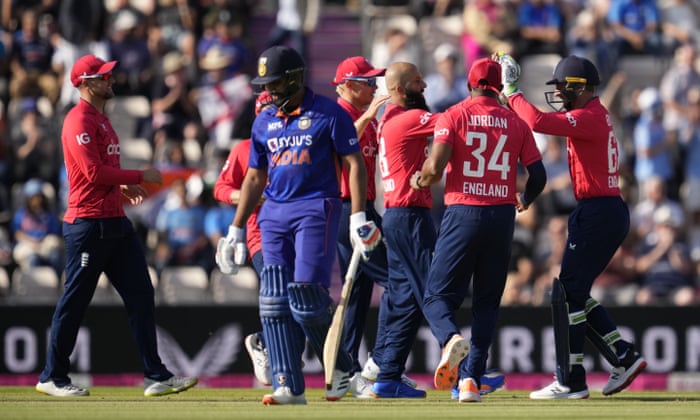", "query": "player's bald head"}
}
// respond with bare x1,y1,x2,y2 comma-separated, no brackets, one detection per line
385,62,418,91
